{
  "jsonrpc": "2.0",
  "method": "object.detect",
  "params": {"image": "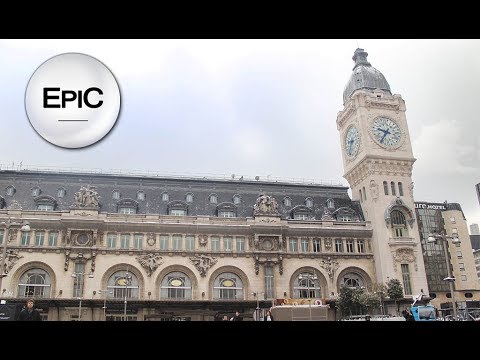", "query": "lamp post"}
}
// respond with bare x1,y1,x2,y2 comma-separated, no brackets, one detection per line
98,289,113,321
298,273,317,320
123,268,132,322
0,219,30,294
251,291,264,321
427,231,460,321
71,271,94,321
